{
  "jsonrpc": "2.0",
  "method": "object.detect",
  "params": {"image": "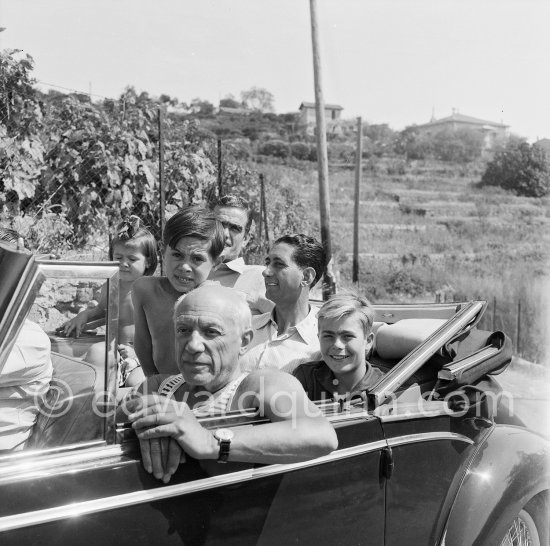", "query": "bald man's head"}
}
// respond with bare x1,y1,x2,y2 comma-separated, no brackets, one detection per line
173,285,253,391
